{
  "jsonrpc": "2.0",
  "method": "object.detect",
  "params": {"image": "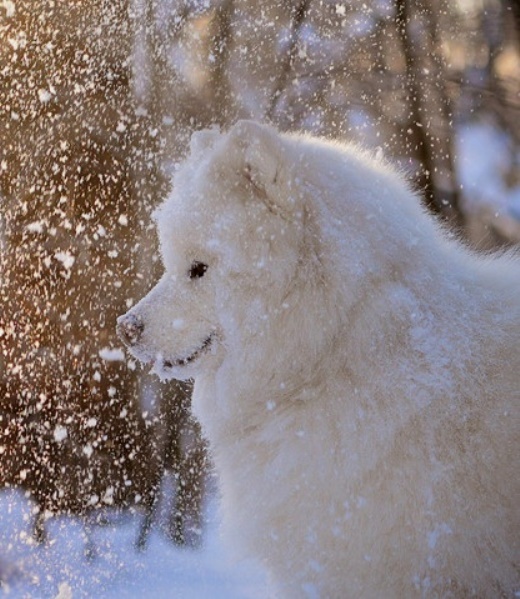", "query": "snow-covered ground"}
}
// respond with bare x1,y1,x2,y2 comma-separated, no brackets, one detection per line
0,488,269,598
